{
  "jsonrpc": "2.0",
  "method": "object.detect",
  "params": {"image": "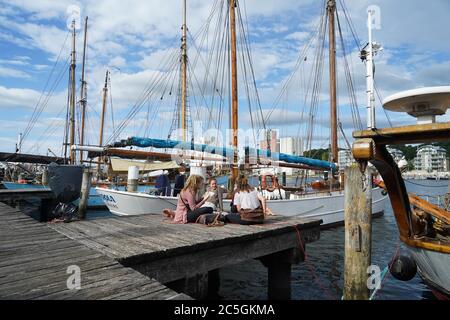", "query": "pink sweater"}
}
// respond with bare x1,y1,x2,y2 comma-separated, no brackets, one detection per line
173,189,207,223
